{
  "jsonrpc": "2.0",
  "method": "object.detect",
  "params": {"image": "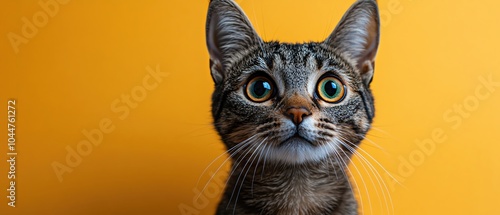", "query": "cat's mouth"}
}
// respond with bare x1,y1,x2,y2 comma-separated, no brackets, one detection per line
280,134,317,147
266,131,335,164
